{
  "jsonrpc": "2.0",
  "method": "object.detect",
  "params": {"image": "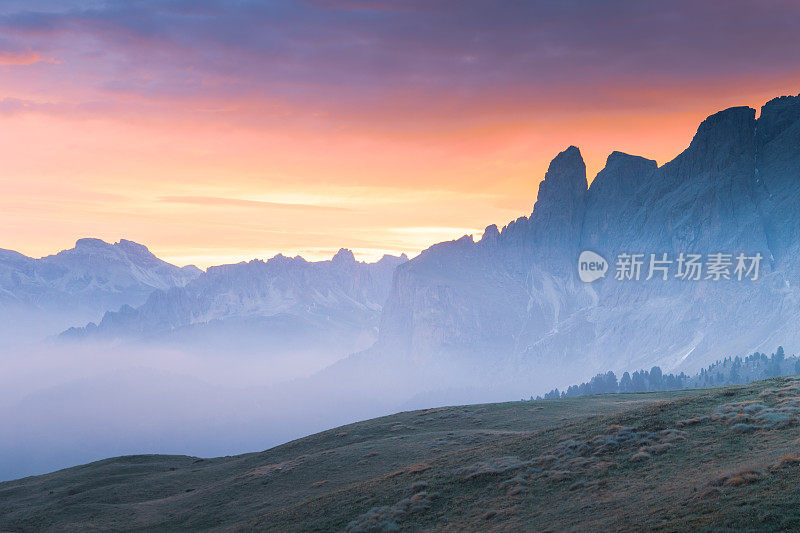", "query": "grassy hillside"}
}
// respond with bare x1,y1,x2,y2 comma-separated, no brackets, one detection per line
5,378,800,531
